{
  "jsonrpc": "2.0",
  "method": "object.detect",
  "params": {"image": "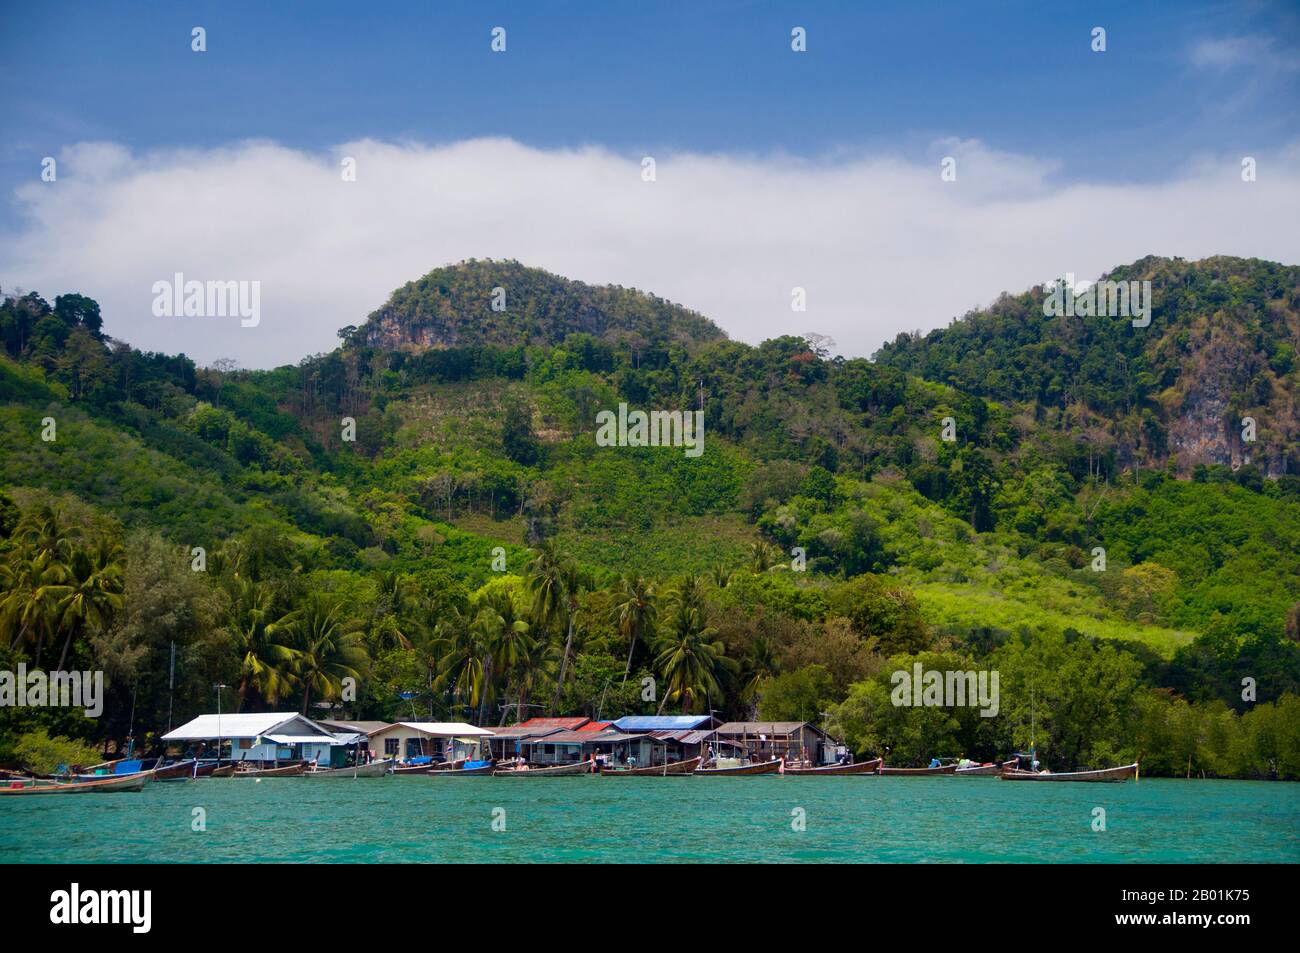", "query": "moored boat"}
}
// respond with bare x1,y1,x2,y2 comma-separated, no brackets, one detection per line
694,758,782,776
999,762,1139,783
955,759,1019,777
151,759,199,781
1,771,151,795
600,756,702,776
430,758,468,772
208,763,237,778
782,757,881,776
389,761,438,775
302,759,393,778
232,762,307,778
878,763,958,776
431,759,501,776
493,760,596,777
